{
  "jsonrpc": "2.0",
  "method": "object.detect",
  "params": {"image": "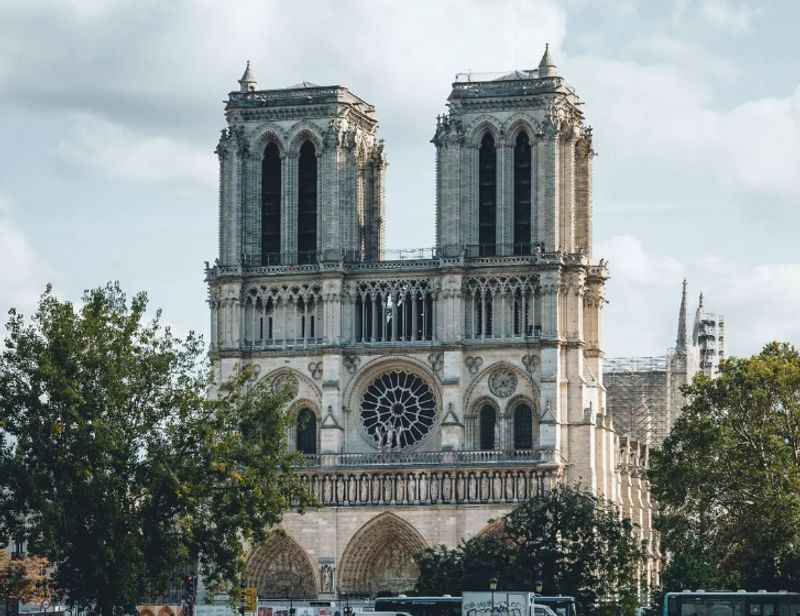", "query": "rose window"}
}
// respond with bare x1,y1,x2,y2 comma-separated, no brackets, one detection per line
360,370,436,449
